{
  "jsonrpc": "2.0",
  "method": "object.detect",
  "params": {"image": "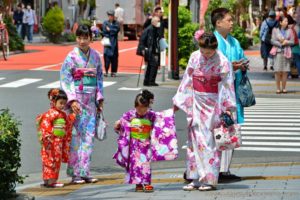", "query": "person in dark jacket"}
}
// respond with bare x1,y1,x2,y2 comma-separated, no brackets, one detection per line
143,6,167,38
138,16,162,86
13,3,24,37
102,10,120,77
260,10,279,71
